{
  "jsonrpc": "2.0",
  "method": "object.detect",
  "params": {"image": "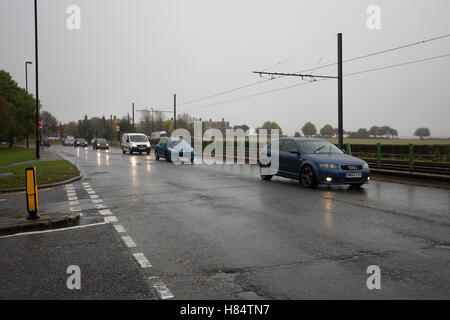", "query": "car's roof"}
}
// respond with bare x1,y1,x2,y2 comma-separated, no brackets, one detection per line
277,137,326,142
